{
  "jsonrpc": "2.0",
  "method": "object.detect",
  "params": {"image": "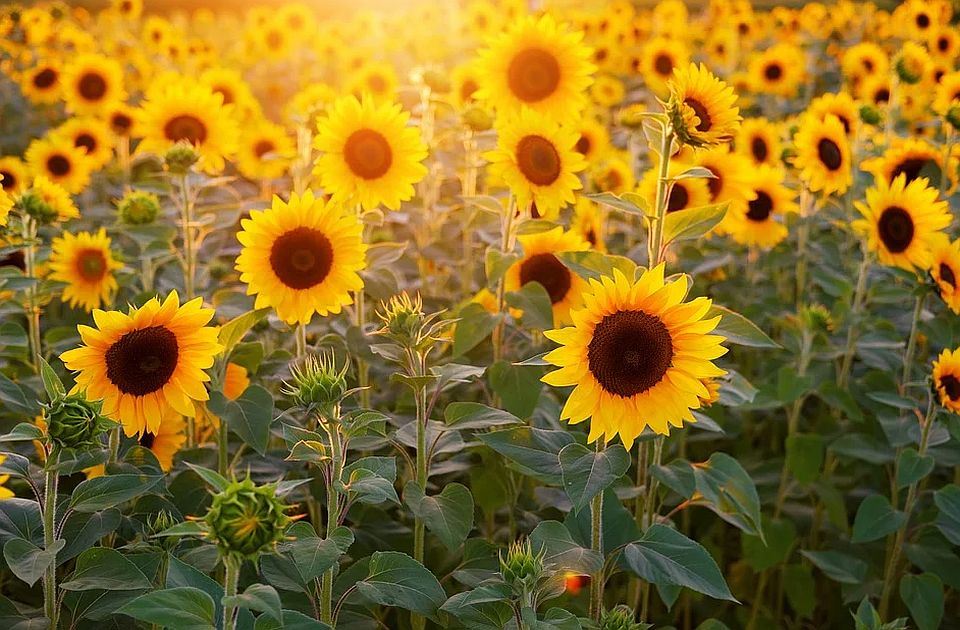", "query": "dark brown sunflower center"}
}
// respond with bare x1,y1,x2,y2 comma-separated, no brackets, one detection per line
368,74,387,93
917,13,930,28
684,98,712,132
892,158,938,184
747,191,774,221
576,134,592,156
139,431,156,448
461,79,478,102
587,309,674,398
270,227,334,290
751,136,769,163
344,128,392,180
78,72,108,100
507,47,561,103
76,248,107,281
253,140,275,158
105,325,179,396
266,30,283,49
0,250,25,271
877,206,914,253
941,374,960,400
875,88,890,103
111,112,133,133
585,228,597,246
817,138,843,170
654,53,673,76
940,262,957,288
519,253,570,304
33,68,57,88
0,170,16,191
164,115,208,144
764,63,783,81
47,155,71,177
75,133,97,153
939,37,950,52
516,135,561,186
667,183,690,213
706,168,722,199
